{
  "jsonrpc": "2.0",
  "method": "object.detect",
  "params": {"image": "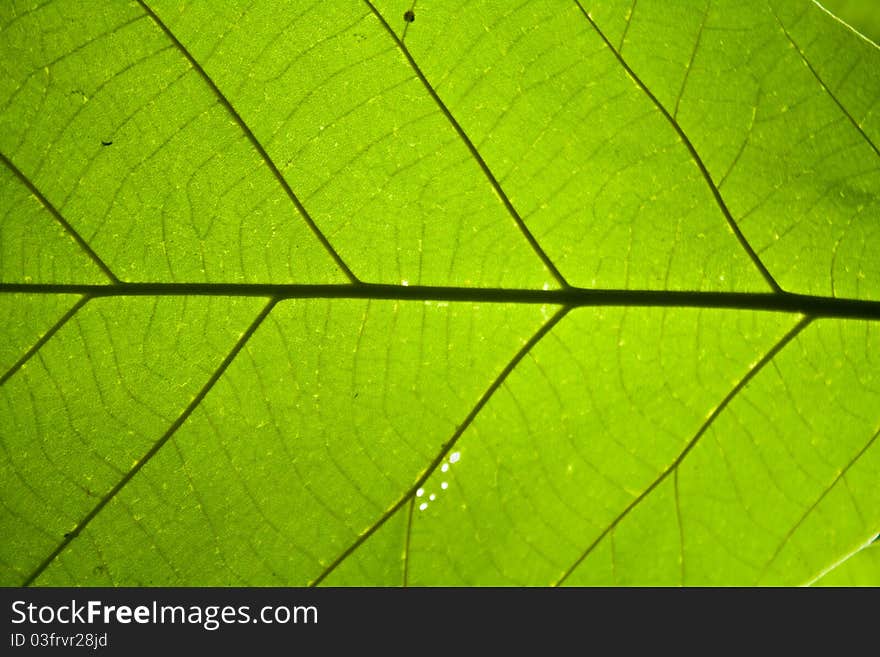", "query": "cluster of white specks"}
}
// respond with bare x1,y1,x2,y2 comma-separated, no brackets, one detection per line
416,451,461,512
